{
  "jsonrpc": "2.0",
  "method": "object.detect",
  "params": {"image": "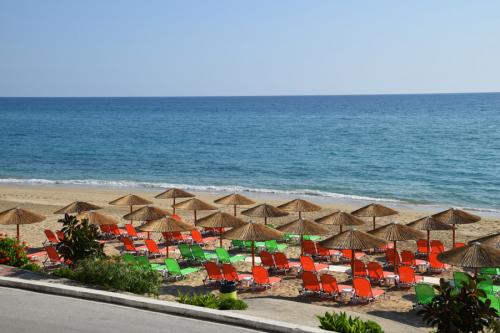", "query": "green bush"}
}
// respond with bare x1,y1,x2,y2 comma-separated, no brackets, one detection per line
317,312,384,333
177,292,248,310
57,214,104,264
0,236,40,271
418,278,498,333
51,257,163,296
